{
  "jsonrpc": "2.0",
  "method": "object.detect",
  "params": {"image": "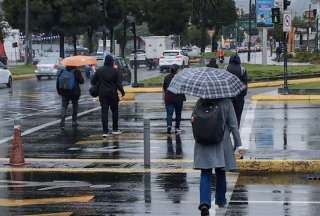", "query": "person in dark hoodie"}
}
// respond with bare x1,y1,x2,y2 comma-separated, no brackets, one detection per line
226,55,248,127
207,58,219,68
163,65,186,134
56,66,84,128
91,55,125,137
